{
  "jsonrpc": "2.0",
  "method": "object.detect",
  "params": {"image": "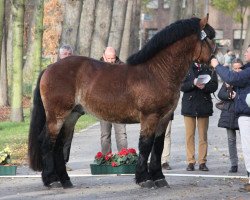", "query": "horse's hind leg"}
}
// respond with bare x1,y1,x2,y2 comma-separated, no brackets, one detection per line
39,125,58,187
53,132,72,188
54,110,83,188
